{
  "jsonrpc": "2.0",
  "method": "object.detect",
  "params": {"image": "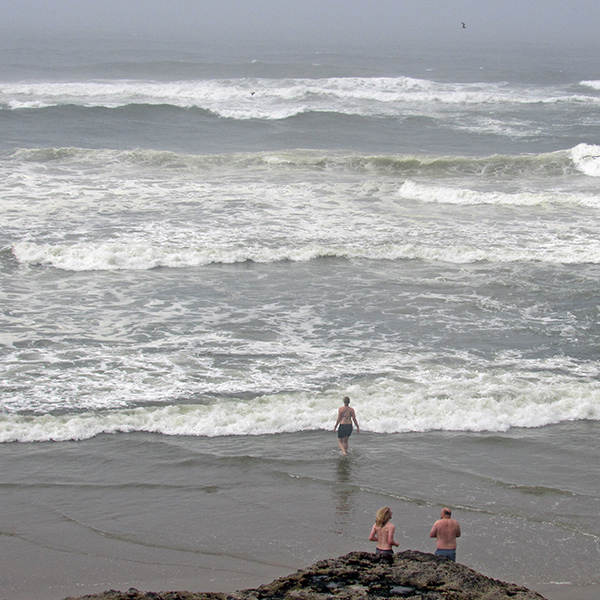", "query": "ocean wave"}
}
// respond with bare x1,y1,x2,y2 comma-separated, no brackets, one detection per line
6,145,590,178
2,77,598,119
1,370,598,443
580,80,600,91
399,180,600,206
570,143,600,177
11,235,600,271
